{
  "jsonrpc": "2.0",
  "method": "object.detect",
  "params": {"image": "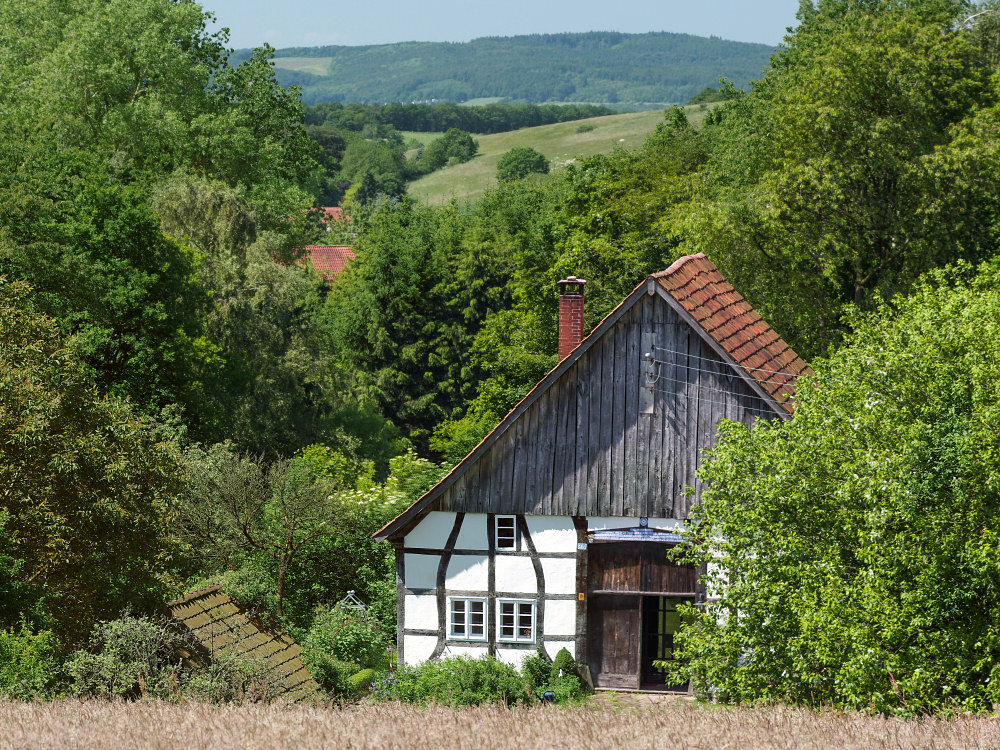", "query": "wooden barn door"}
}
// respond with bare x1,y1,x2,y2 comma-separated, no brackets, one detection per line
586,542,697,690
587,594,641,689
